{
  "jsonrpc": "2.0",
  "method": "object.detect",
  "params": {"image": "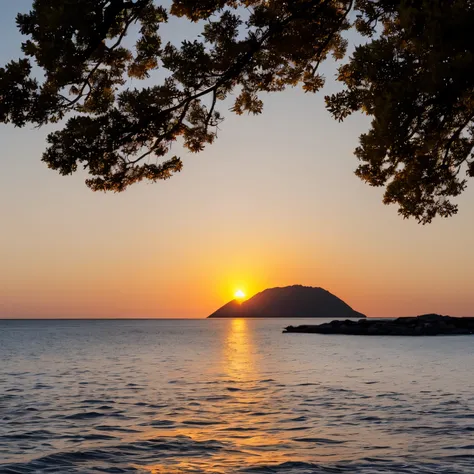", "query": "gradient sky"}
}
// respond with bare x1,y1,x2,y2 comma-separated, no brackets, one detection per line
1,1,474,318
